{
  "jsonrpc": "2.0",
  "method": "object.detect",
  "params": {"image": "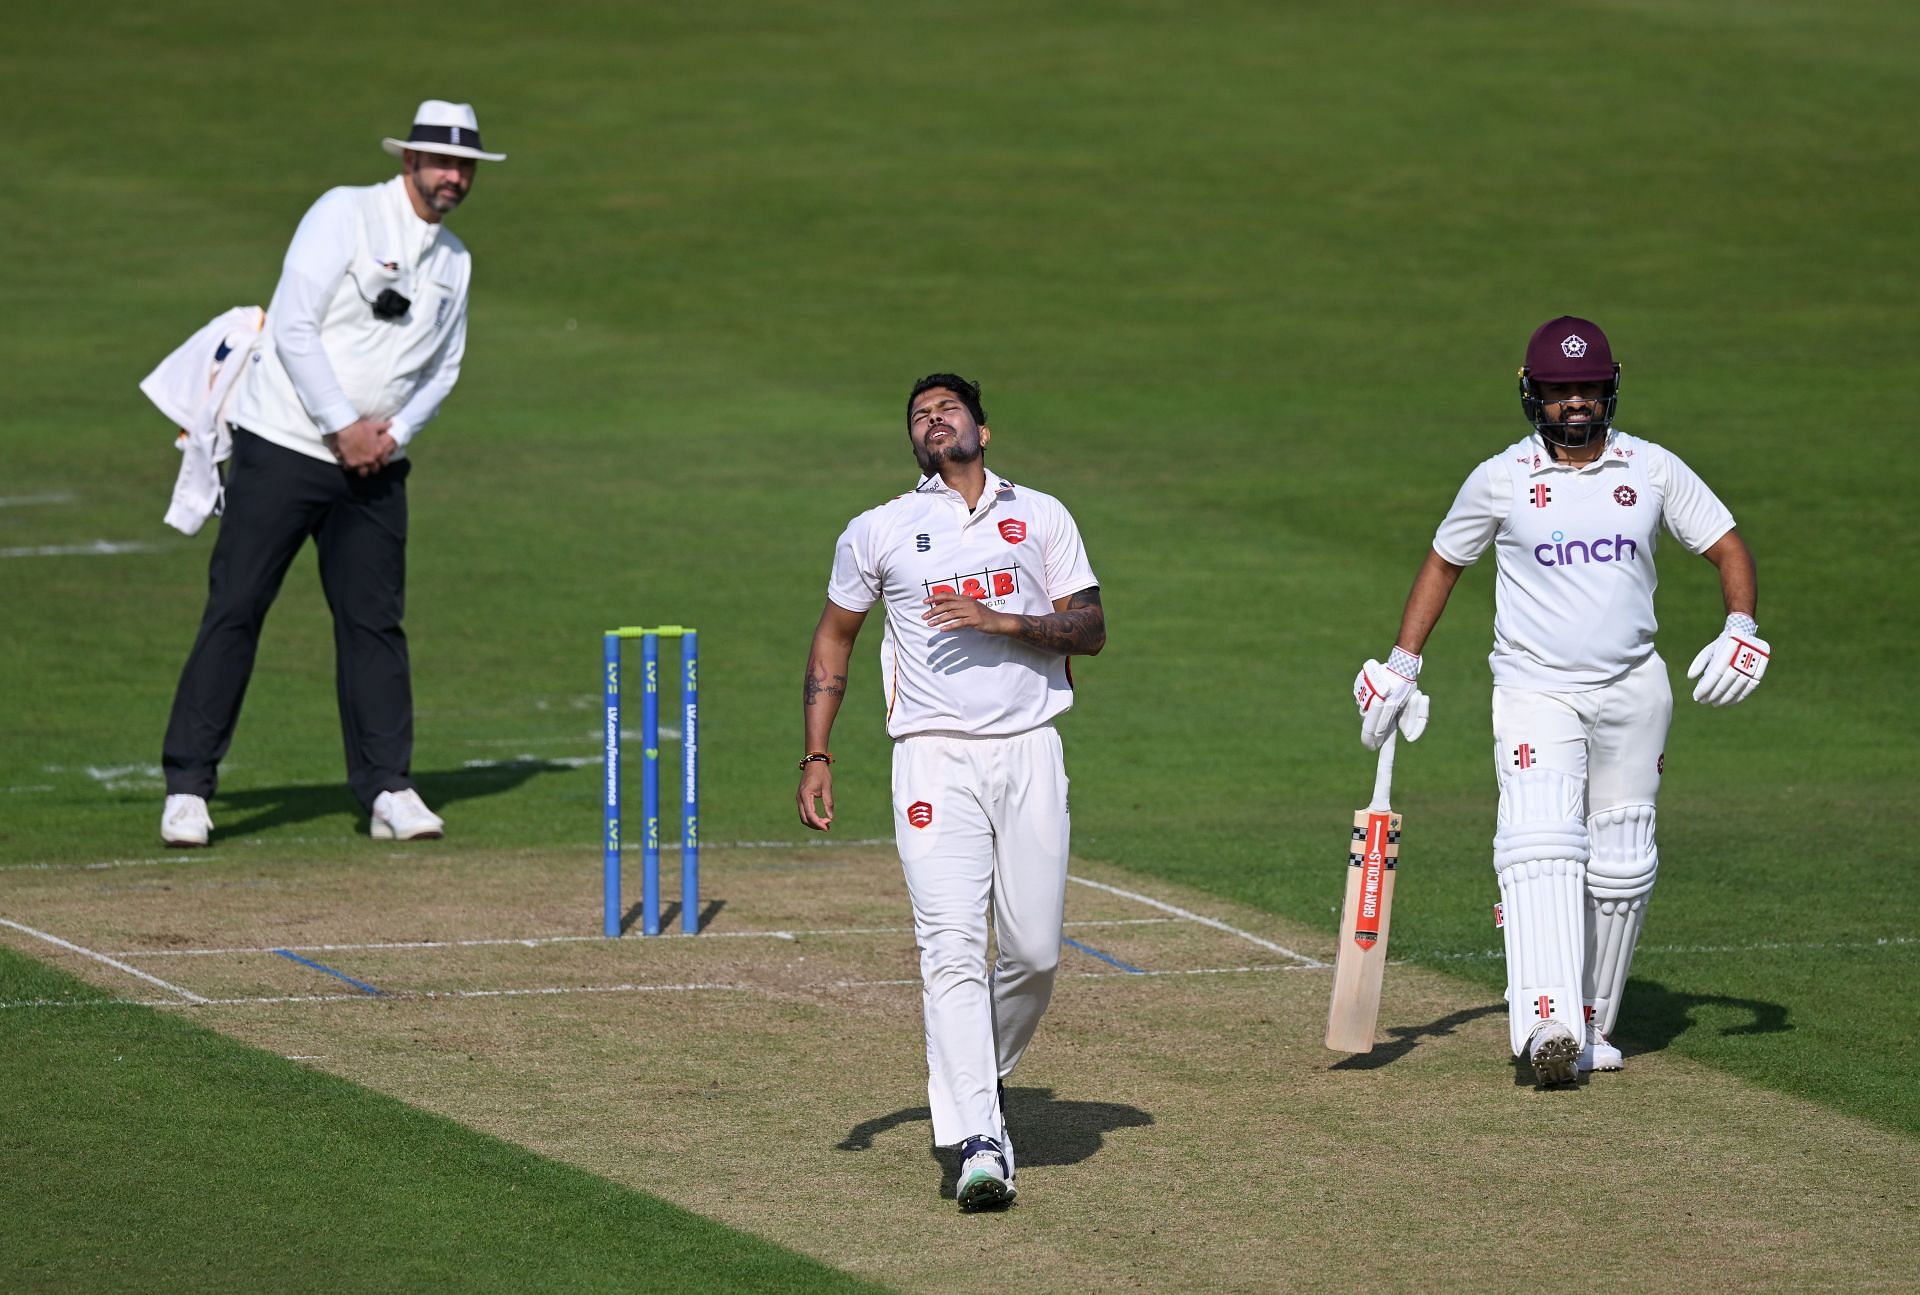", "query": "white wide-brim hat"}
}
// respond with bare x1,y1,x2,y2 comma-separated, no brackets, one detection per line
381,100,506,162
